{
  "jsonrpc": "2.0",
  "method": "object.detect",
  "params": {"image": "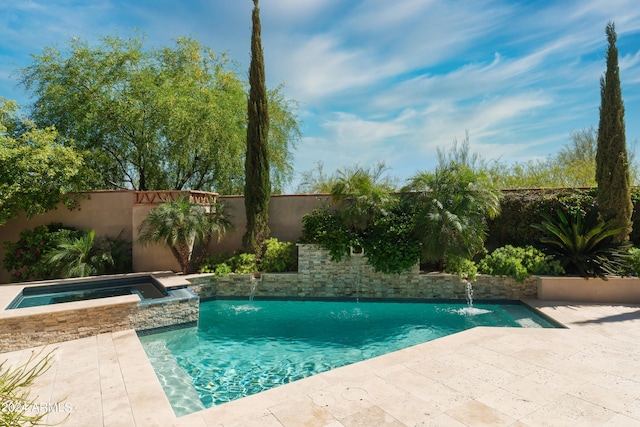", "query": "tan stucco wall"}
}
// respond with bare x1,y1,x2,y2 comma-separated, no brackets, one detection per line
0,191,134,283
537,276,640,303
0,191,328,283
212,194,328,255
